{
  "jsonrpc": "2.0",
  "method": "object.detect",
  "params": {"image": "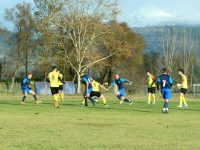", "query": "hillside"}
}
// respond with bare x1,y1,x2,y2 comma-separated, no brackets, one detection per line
133,25,200,53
